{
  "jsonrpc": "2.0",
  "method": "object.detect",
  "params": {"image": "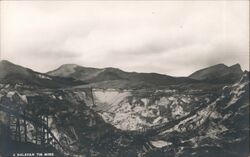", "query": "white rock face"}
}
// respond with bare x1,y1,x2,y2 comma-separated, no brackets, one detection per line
19,94,28,104
93,89,205,131
93,89,131,111
6,91,28,104
150,140,171,148
7,91,15,98
36,74,52,80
